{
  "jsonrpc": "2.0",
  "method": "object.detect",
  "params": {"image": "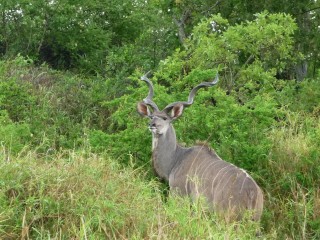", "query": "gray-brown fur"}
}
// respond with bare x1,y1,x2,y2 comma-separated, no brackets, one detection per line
137,73,263,222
